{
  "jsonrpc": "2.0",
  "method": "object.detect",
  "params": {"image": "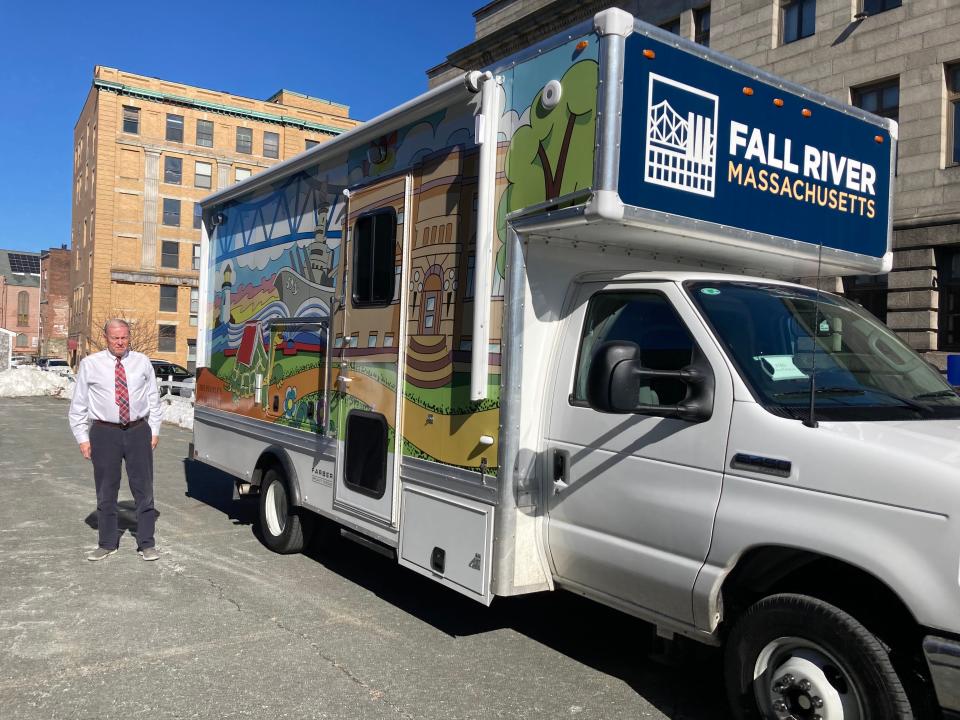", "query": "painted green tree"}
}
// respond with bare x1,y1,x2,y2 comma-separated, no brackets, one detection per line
496,59,599,277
